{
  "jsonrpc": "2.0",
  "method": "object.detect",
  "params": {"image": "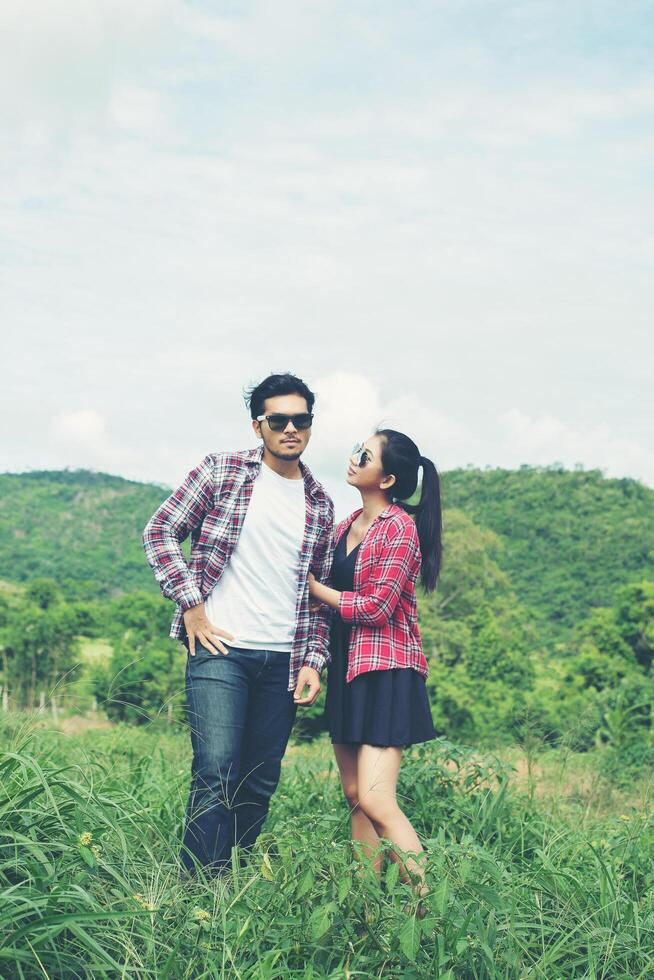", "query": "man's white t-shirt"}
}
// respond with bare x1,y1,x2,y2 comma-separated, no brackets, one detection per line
204,460,307,651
